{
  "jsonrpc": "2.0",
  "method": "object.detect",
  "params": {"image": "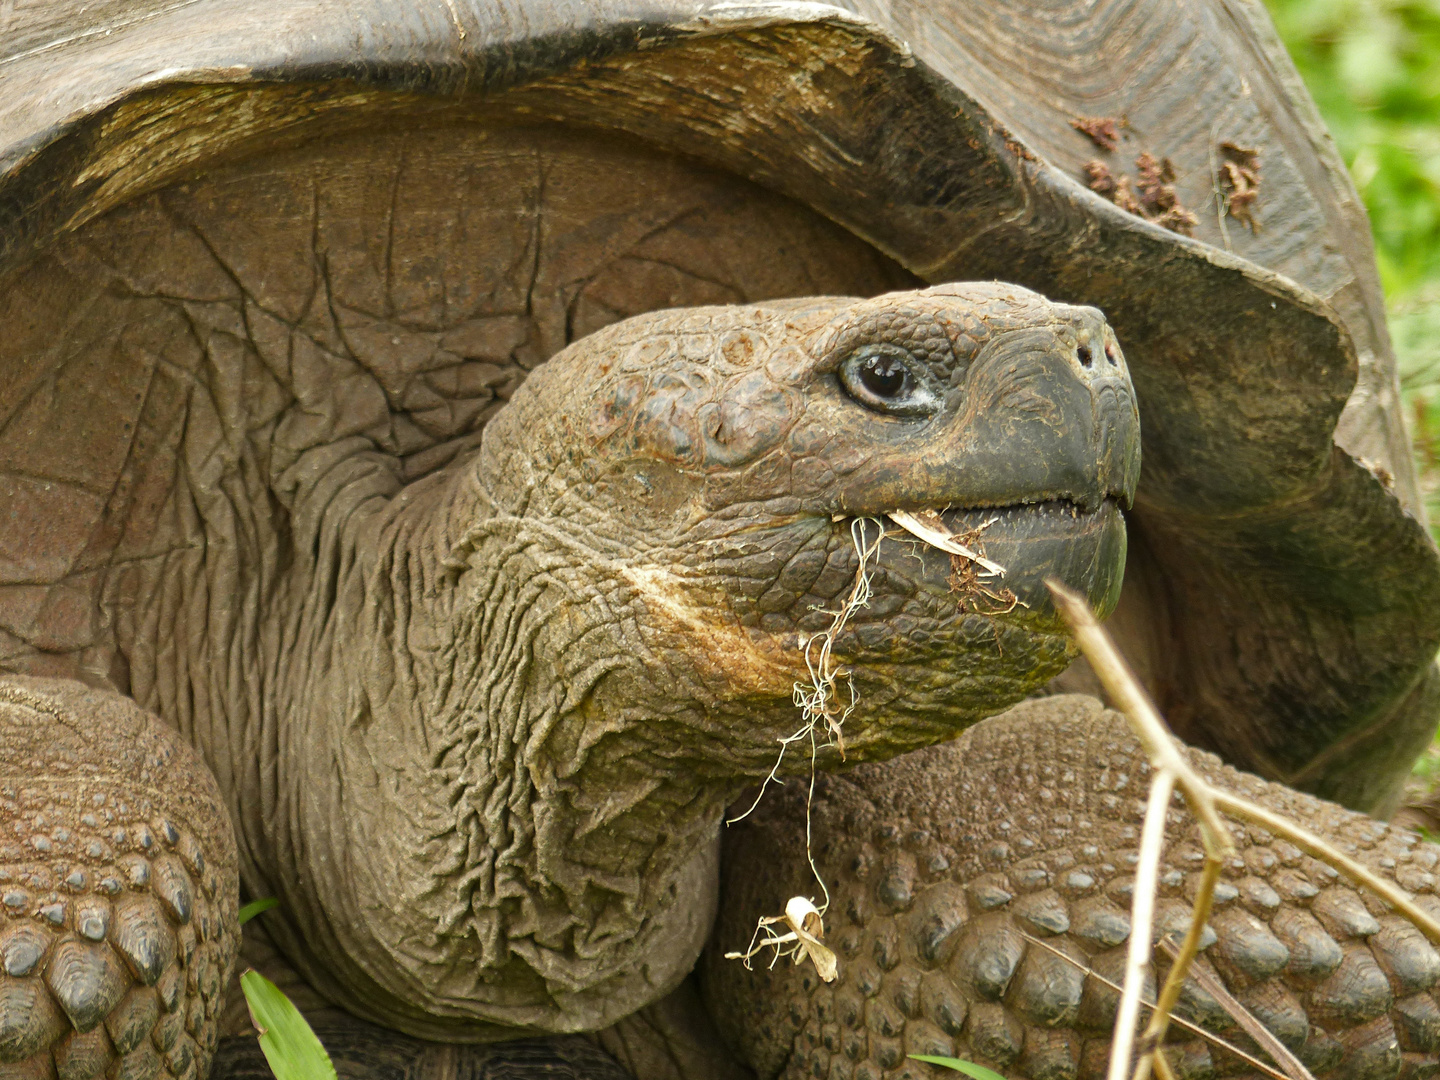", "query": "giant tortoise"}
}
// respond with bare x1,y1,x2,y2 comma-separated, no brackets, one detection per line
1,2,1439,1079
